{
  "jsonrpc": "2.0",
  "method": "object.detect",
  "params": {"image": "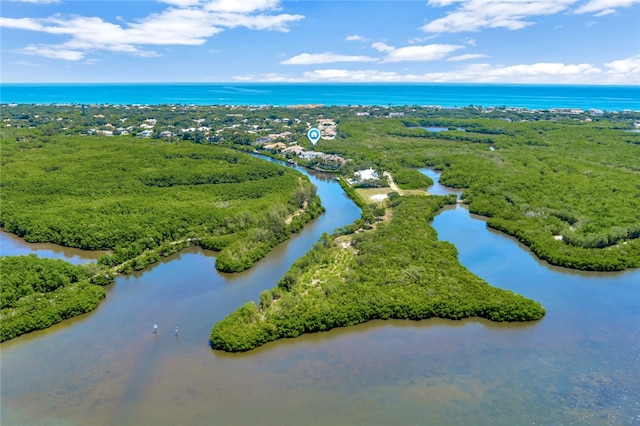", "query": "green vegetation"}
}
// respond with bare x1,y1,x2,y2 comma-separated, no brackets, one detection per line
2,104,637,345
0,255,108,342
389,167,433,190
0,118,325,340
1,135,322,274
318,117,640,271
210,195,545,352
335,177,387,233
